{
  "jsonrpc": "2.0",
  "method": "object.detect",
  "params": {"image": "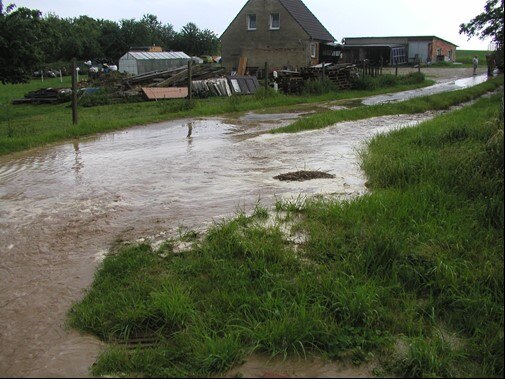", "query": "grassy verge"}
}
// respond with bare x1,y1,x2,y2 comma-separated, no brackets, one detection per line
69,93,504,377
271,76,503,134
0,76,435,156
456,50,492,65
